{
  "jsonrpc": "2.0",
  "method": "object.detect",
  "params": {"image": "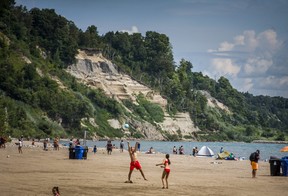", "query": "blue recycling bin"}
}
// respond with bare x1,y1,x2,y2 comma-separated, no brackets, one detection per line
74,146,84,159
281,157,288,176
